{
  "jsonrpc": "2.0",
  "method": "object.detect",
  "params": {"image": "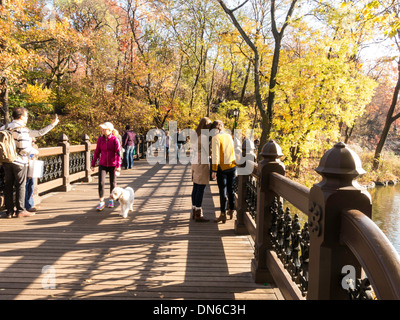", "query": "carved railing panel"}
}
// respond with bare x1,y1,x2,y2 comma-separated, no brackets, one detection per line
70,152,86,174
38,155,63,184
245,175,257,220
90,150,99,167
269,197,309,297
